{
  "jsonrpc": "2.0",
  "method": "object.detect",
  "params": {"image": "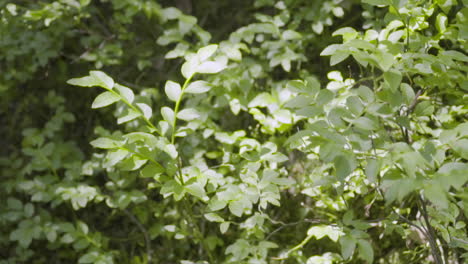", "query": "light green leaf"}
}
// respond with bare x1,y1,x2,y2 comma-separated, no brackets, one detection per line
282,29,302,40
104,149,129,167
90,71,114,90
204,213,224,222
115,84,134,103
197,61,226,74
90,137,120,149
136,103,152,119
185,182,206,199
333,27,358,42
307,225,344,242
164,144,178,159
161,107,175,125
220,222,230,234
229,99,241,115
330,51,350,66
197,44,218,61
78,251,99,263
185,80,212,94
91,91,120,109
321,44,341,56
178,15,197,35
436,13,448,33
229,200,244,217
165,81,182,102
181,59,198,79
67,76,98,87
117,108,141,124
177,108,200,121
